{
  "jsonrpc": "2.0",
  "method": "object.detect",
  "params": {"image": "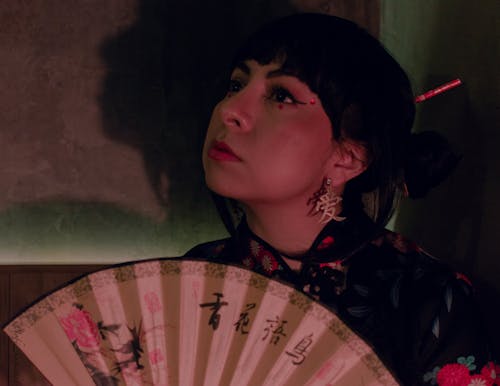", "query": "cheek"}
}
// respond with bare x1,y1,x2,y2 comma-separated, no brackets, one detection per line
255,130,331,186
276,123,332,165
